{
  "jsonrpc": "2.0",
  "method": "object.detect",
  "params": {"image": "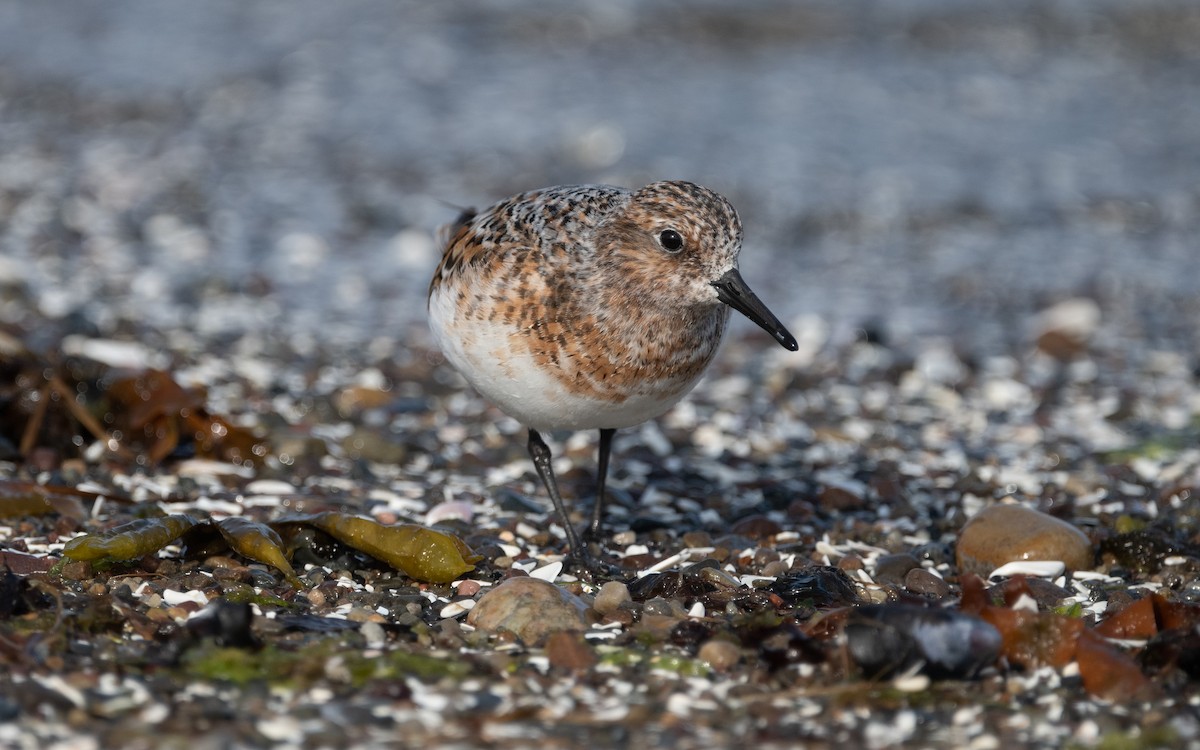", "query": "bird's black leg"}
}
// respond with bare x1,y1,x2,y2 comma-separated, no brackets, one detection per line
527,429,590,566
586,428,616,540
